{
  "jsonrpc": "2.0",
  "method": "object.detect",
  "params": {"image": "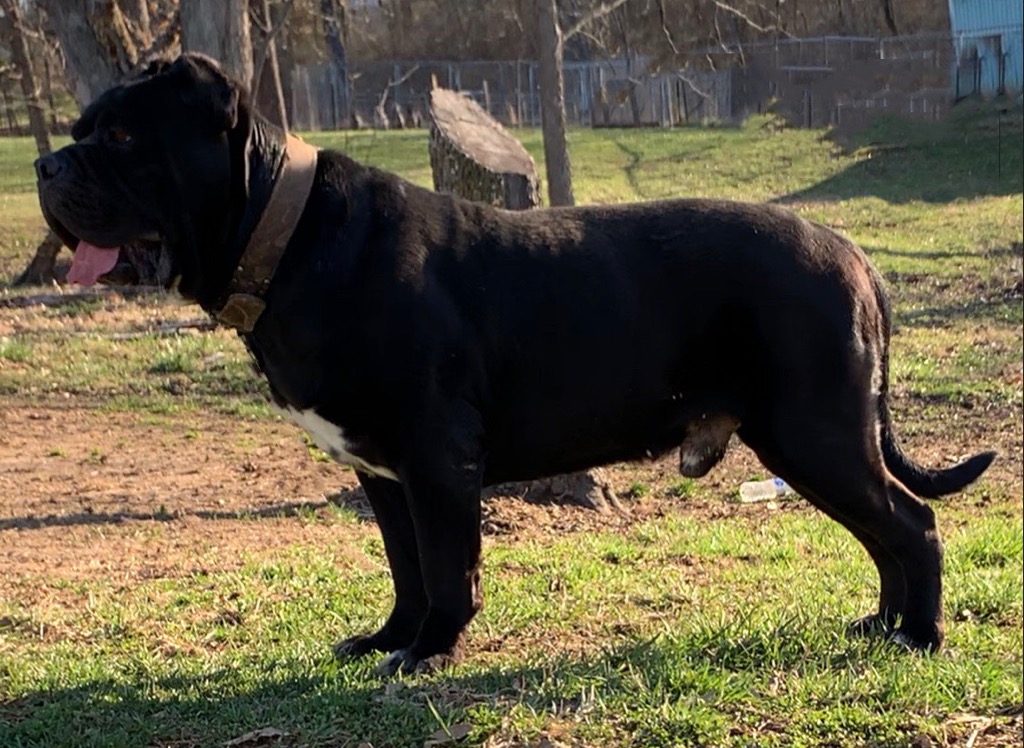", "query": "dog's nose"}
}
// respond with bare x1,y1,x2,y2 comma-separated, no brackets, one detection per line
35,153,63,182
